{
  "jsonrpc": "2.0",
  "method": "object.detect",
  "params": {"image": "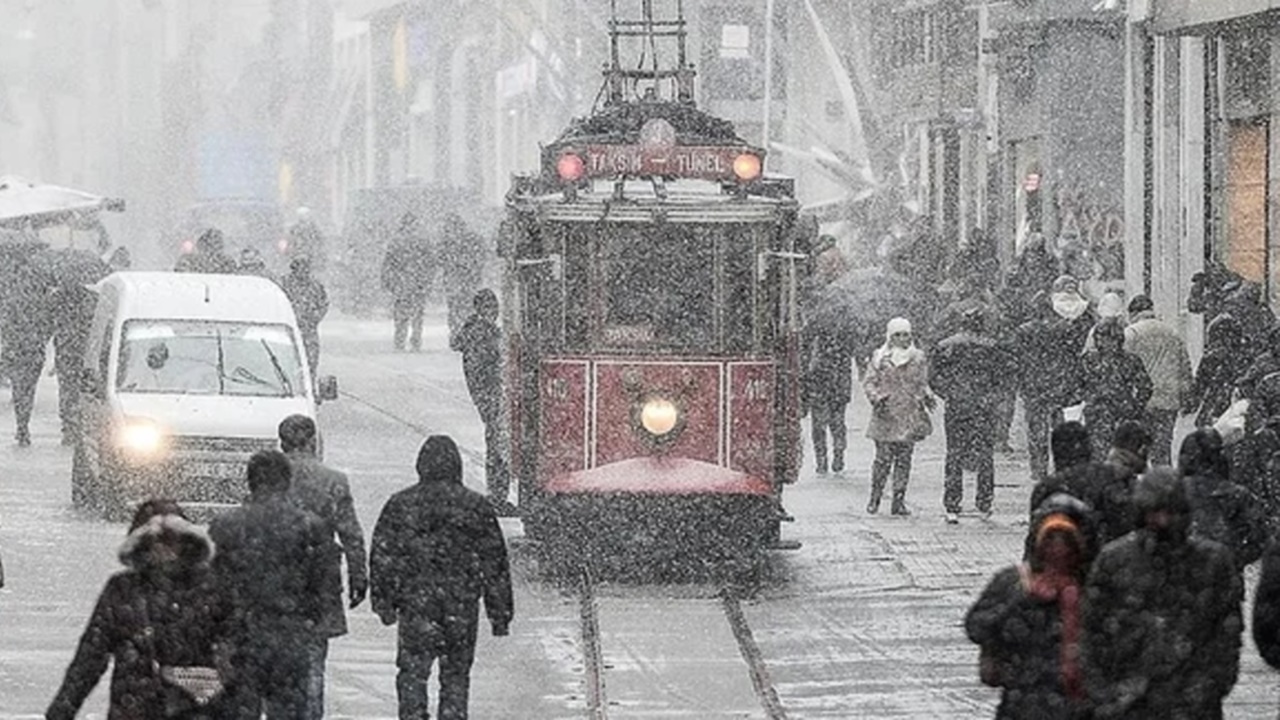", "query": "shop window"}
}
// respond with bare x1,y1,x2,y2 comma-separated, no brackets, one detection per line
1224,119,1268,290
